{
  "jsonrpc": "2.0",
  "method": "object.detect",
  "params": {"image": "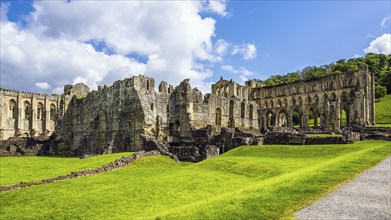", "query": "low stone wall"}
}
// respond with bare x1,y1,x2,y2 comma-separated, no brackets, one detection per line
169,144,219,162
168,127,264,162
0,137,52,156
0,150,160,192
264,132,357,145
